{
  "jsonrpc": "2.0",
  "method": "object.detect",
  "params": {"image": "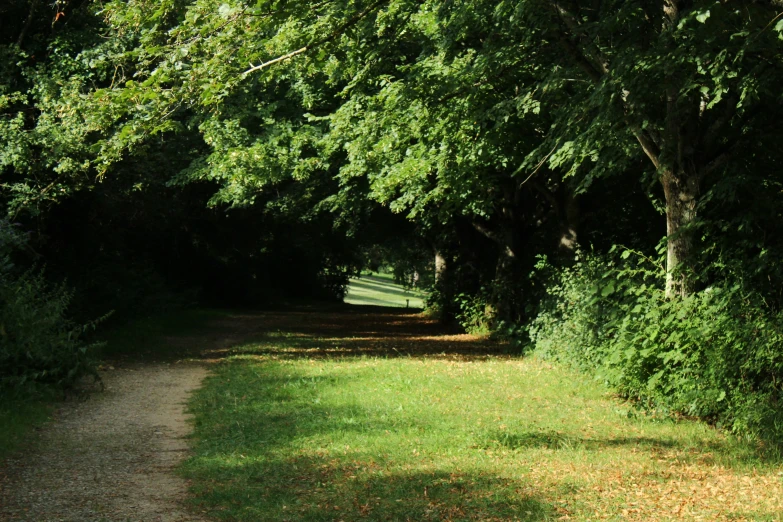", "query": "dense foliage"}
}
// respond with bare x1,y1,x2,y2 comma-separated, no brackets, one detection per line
2,0,783,442
0,221,101,391
531,251,783,444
